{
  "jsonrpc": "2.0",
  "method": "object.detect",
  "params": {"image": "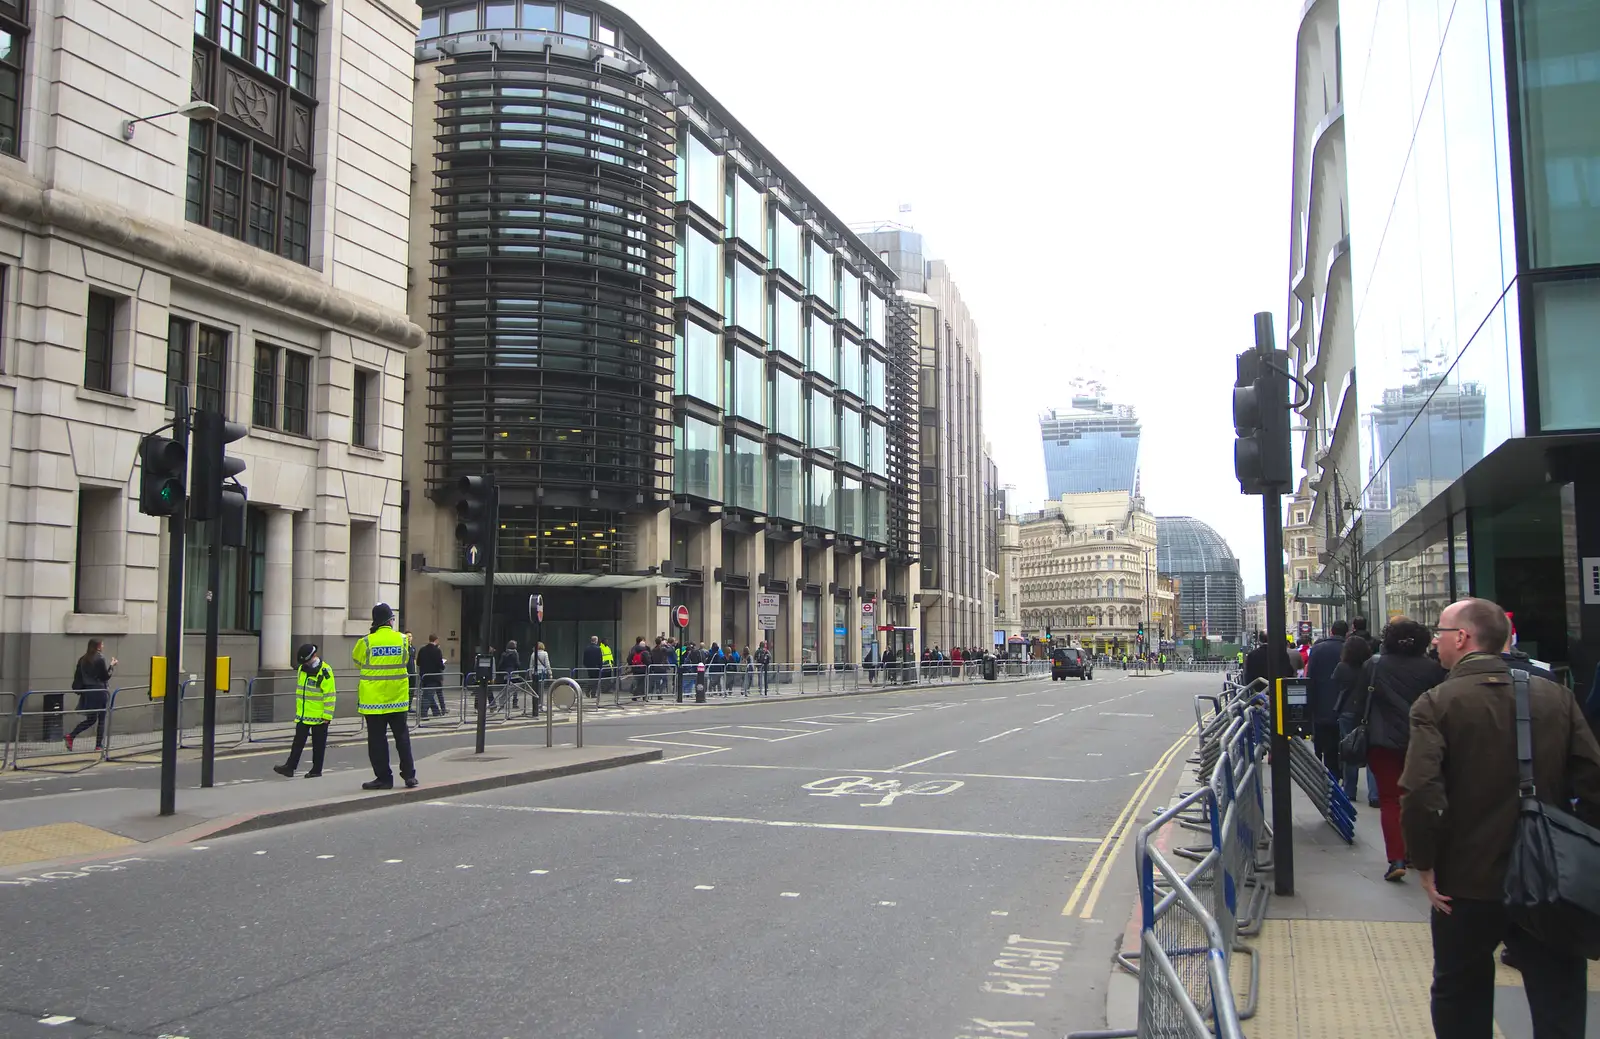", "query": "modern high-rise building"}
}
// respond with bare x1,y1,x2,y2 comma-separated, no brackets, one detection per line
856,225,993,652
1038,381,1141,499
0,0,419,690
1337,0,1600,685
404,3,921,671
1156,517,1244,643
